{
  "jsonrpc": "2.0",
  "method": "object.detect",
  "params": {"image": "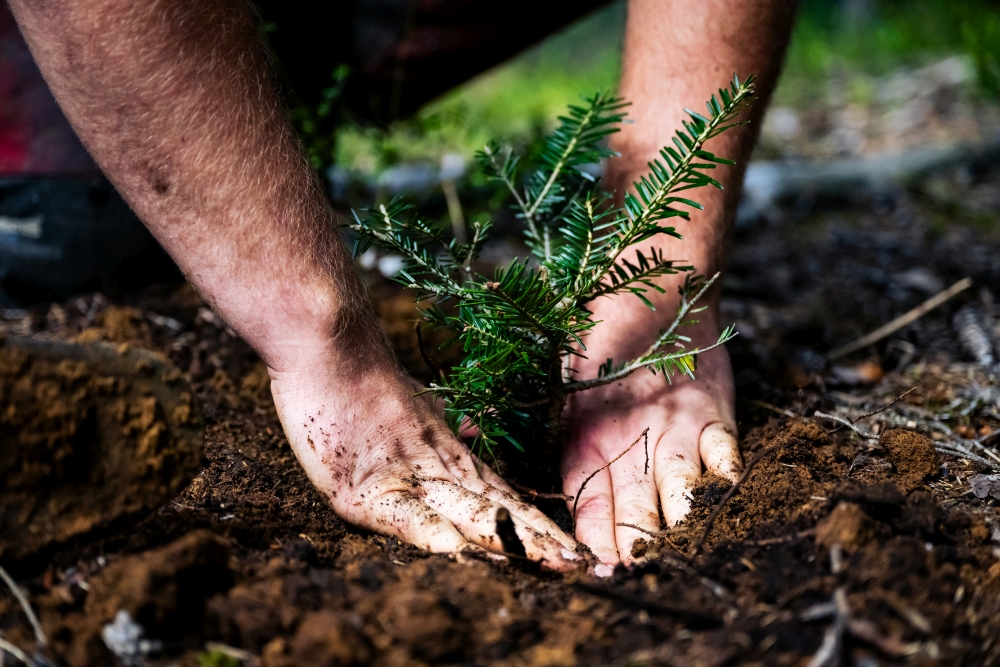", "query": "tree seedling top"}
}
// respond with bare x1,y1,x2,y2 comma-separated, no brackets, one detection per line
350,74,756,460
